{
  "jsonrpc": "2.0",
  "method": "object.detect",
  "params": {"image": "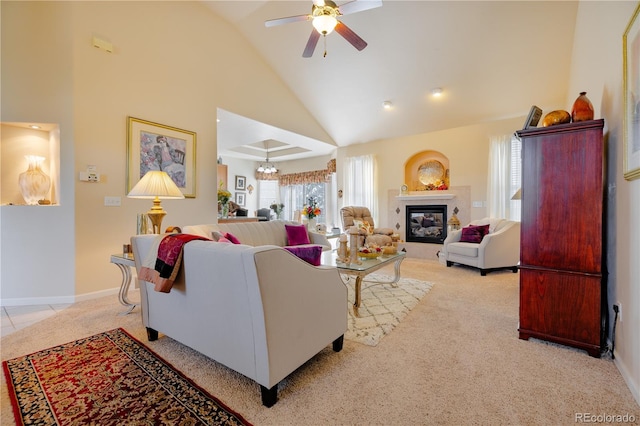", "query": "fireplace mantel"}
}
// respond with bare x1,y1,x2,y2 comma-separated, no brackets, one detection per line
396,192,455,201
